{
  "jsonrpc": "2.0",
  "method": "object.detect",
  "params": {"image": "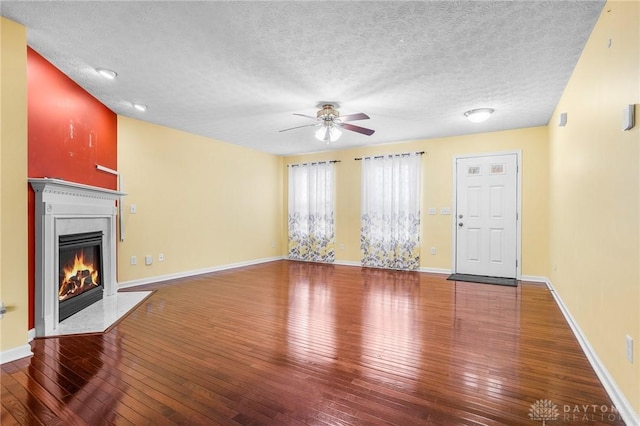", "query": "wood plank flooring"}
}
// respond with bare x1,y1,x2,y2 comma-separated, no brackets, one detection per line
1,260,625,425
